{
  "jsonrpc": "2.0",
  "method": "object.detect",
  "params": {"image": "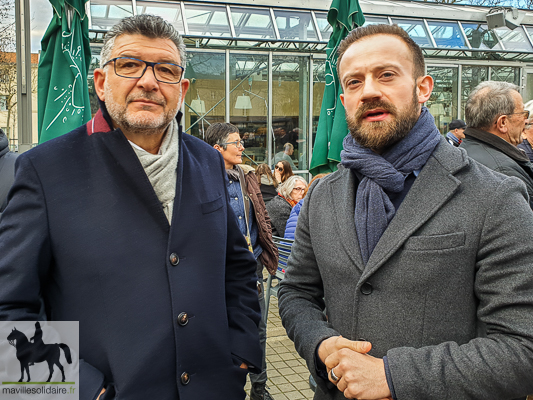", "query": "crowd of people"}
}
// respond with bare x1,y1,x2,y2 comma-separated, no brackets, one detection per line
1,13,533,400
